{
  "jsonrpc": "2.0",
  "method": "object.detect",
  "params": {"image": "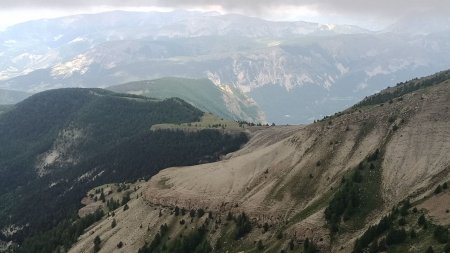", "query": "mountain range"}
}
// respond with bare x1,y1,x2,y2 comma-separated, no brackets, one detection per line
1,11,450,123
